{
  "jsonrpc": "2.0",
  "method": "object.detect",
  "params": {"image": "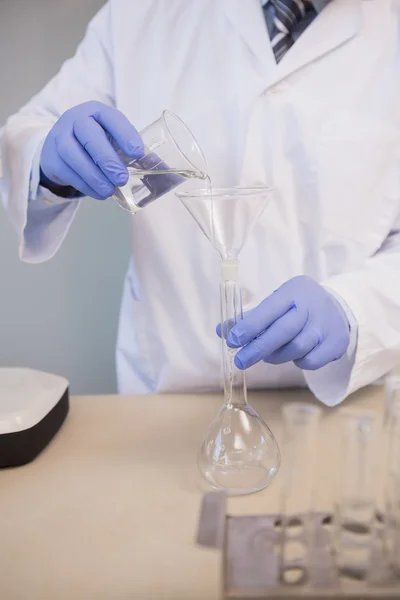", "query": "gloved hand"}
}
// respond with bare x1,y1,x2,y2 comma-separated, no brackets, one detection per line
218,275,351,371
40,101,144,199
